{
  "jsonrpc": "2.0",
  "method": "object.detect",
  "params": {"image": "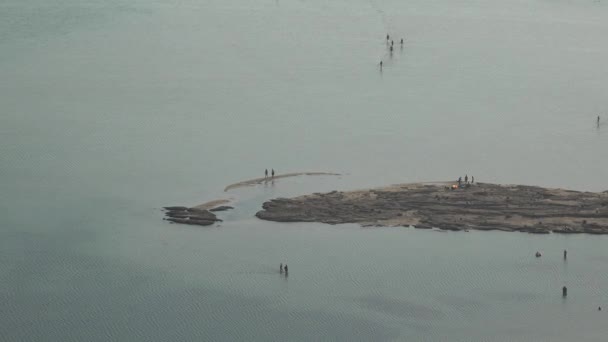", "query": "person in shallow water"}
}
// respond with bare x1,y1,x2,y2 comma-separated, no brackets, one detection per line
280,263,283,274
271,169,275,178
536,251,542,257
400,38,404,44
379,61,383,69
284,264,288,274
564,250,567,259
265,169,268,179
465,175,468,183
386,34,389,41
598,116,600,126
471,176,474,184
